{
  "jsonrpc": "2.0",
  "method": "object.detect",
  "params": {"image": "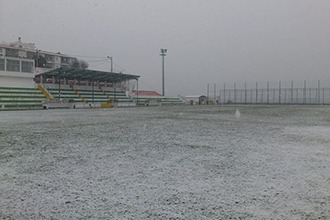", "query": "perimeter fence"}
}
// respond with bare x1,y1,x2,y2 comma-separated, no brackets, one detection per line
207,80,330,105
